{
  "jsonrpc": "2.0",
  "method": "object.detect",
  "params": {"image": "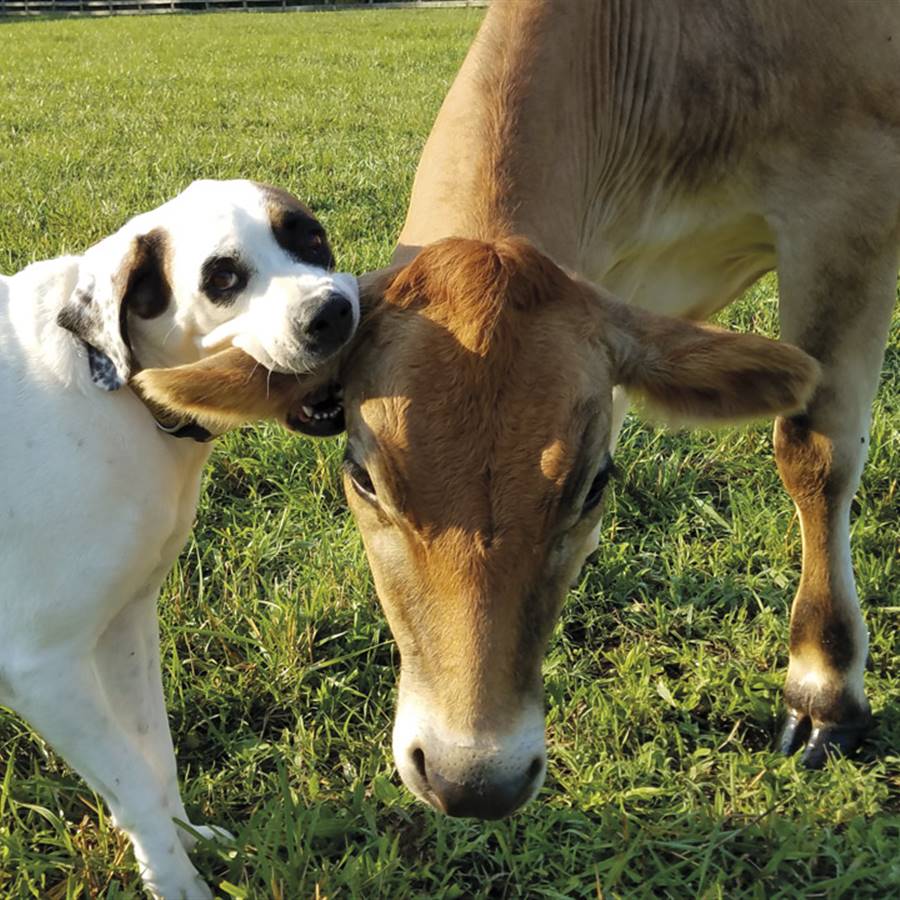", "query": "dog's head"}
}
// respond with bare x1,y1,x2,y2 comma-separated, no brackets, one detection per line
58,179,358,436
